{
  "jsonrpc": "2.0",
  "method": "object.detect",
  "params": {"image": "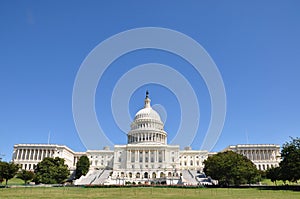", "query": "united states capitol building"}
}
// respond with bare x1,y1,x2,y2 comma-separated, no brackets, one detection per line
12,92,281,185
